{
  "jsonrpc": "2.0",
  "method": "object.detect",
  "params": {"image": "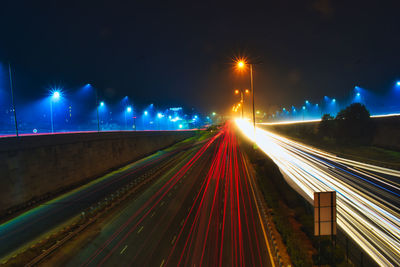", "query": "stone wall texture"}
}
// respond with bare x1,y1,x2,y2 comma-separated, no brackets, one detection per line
0,131,195,214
